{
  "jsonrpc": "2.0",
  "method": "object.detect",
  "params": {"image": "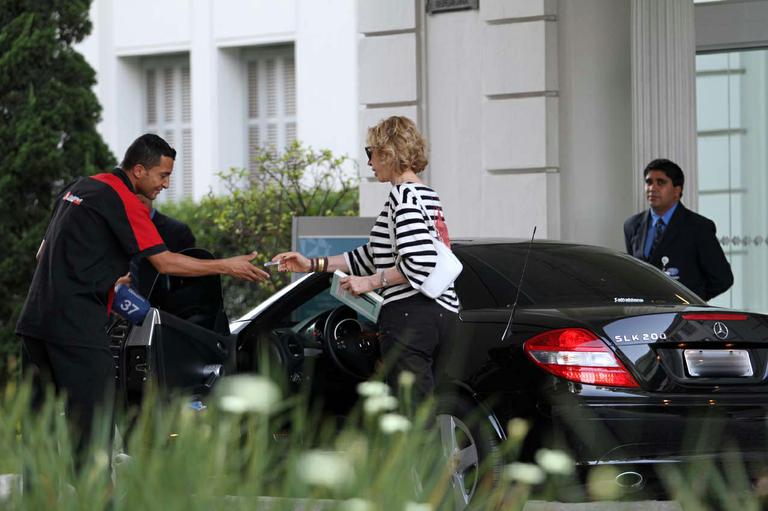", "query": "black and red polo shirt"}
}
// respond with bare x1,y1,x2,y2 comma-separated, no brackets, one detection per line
16,169,167,347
